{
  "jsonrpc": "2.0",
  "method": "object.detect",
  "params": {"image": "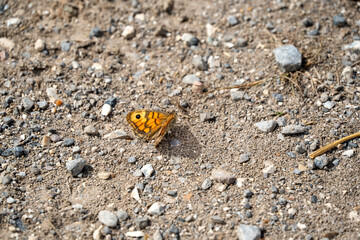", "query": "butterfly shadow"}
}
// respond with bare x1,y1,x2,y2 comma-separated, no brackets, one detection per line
156,125,202,159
